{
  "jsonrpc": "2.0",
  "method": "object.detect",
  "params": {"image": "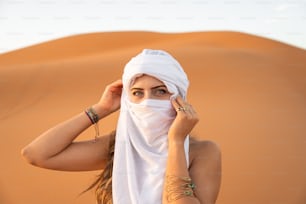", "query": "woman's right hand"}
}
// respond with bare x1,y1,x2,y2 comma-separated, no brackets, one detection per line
94,79,123,118
21,79,122,172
